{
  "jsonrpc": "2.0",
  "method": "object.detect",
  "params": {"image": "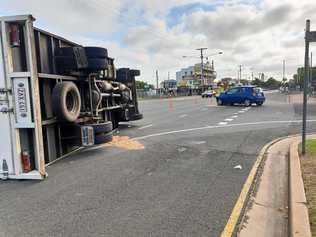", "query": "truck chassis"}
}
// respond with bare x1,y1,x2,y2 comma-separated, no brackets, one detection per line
0,15,142,180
